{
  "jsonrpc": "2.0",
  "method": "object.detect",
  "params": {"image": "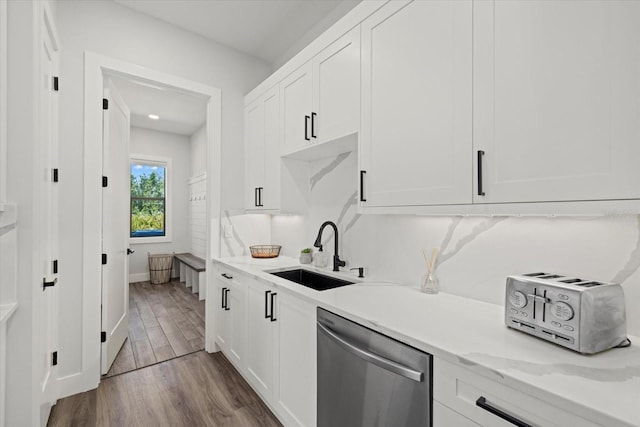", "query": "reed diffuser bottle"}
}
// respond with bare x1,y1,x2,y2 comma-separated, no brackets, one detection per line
421,248,439,294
